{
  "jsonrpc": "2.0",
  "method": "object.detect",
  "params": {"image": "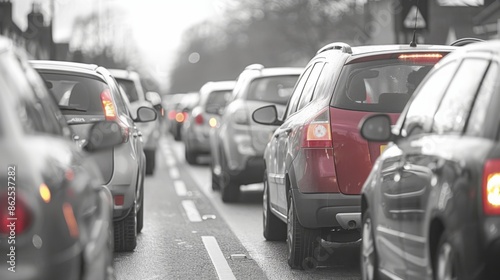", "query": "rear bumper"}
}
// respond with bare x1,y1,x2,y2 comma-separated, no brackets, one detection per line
228,156,265,185
291,190,361,229
185,128,211,154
